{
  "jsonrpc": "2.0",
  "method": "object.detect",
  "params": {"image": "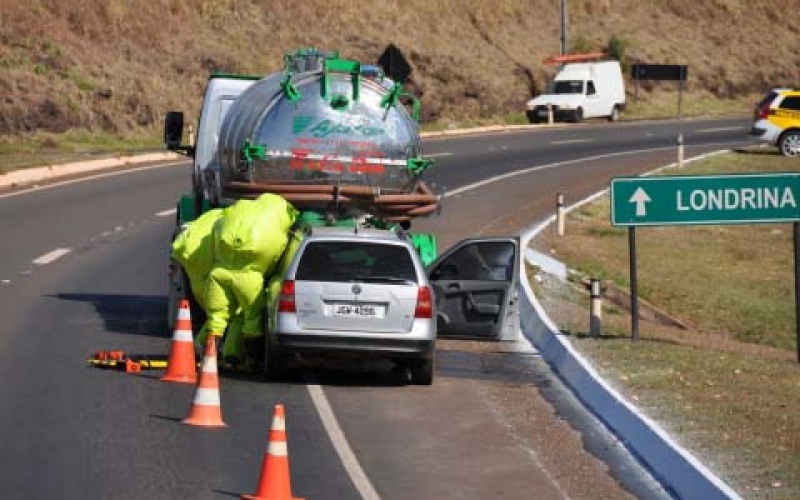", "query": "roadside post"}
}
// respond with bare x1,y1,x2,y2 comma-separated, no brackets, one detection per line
611,173,800,359
589,277,603,336
677,134,684,168
547,104,554,126
556,192,566,236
